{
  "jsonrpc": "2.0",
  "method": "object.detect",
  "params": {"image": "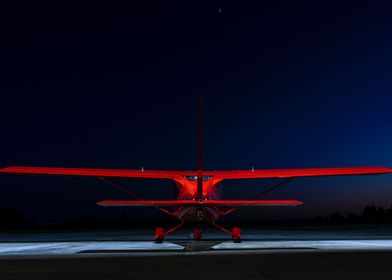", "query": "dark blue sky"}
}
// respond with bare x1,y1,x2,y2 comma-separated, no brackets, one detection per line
1,1,392,221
